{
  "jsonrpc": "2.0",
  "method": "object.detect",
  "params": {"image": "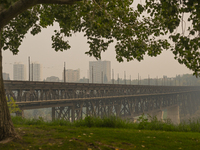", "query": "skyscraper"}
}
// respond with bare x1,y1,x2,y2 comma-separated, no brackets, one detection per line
89,60,111,83
30,62,42,81
63,69,80,82
13,62,26,81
